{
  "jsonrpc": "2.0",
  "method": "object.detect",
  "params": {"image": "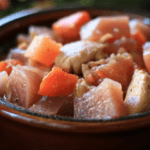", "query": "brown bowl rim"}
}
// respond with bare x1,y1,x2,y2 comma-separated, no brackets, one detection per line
1,98,150,123
0,5,150,130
